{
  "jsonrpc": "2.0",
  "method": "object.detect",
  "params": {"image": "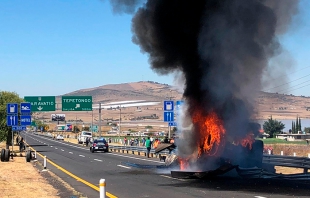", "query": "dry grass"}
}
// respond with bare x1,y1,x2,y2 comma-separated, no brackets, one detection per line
267,144,310,157
0,142,60,198
275,166,305,174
